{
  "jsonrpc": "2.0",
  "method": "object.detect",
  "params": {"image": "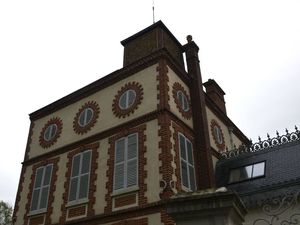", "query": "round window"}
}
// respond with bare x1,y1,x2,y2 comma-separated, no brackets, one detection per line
78,107,94,127
214,126,223,144
119,89,136,110
39,117,63,148
44,124,58,141
73,101,100,135
177,90,189,112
